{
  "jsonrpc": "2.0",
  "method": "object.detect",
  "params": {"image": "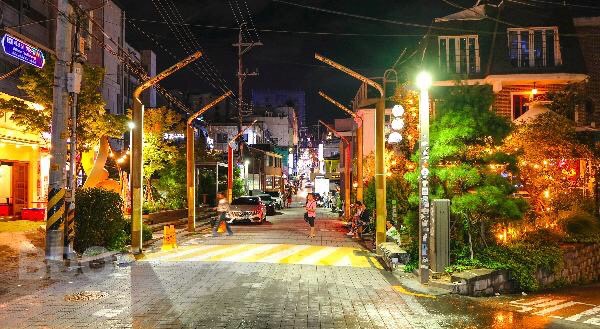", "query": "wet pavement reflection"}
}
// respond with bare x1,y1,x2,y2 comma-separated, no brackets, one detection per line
420,283,600,328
